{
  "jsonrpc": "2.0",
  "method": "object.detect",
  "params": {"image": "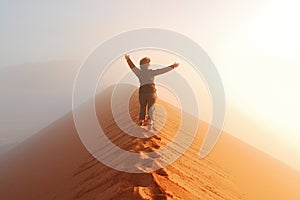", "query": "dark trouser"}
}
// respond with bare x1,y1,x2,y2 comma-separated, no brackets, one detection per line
139,92,156,120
